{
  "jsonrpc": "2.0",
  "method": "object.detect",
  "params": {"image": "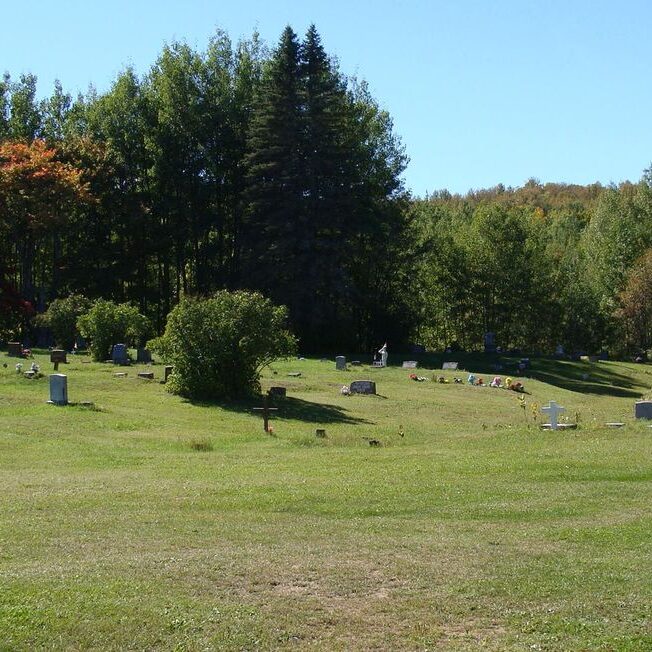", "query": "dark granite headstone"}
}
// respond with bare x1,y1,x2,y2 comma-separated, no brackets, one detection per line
349,380,376,395
111,344,129,365
136,348,152,363
635,401,652,419
50,349,67,364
